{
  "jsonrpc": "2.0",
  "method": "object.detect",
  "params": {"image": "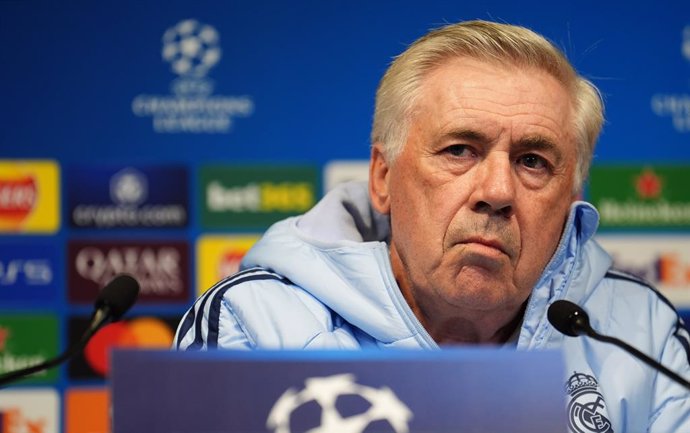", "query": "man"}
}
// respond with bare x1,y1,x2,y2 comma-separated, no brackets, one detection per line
176,20,690,431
